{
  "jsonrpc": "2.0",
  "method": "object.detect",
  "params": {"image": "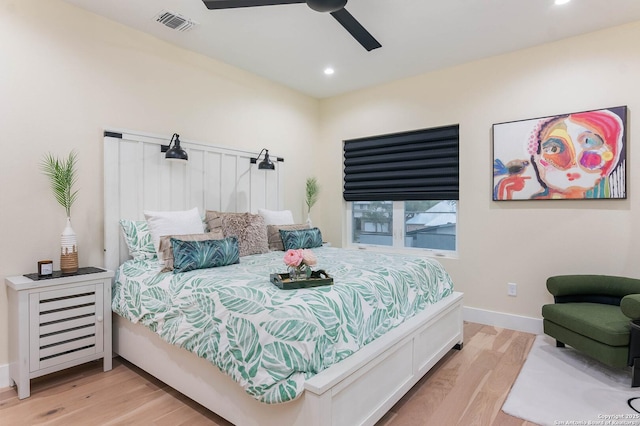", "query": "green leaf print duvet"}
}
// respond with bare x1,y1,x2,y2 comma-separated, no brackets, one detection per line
112,247,454,404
